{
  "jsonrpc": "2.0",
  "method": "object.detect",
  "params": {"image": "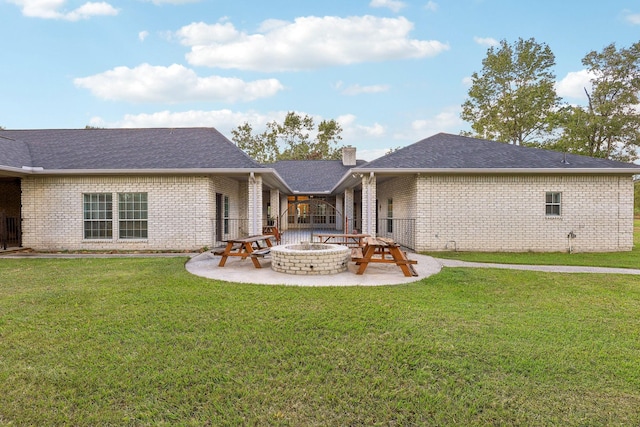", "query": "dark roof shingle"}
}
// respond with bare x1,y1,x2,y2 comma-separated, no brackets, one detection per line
0,134,32,169
0,128,263,170
270,159,367,193
359,133,640,170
